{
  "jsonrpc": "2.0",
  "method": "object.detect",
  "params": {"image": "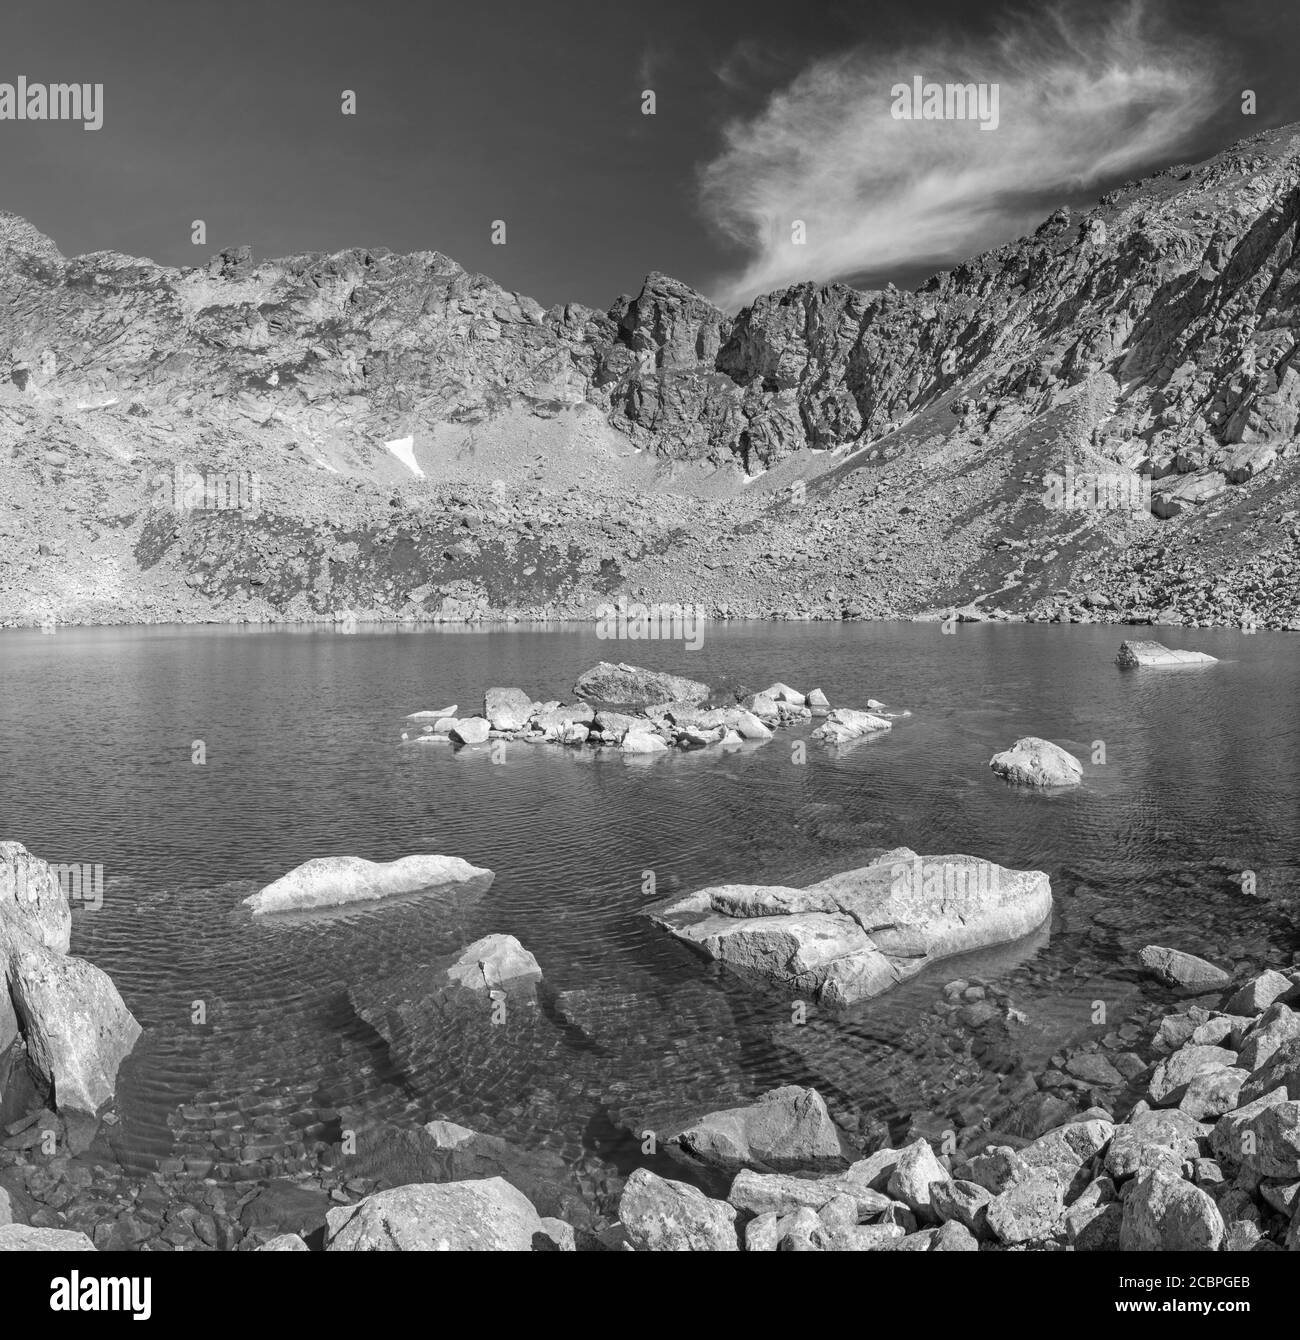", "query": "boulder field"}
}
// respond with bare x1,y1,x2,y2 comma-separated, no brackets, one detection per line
644,847,1053,1007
